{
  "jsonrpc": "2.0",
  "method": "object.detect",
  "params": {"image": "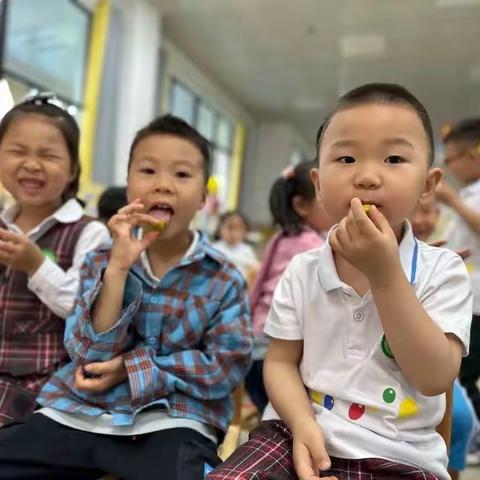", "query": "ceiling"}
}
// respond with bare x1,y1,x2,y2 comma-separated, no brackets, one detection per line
157,0,480,144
